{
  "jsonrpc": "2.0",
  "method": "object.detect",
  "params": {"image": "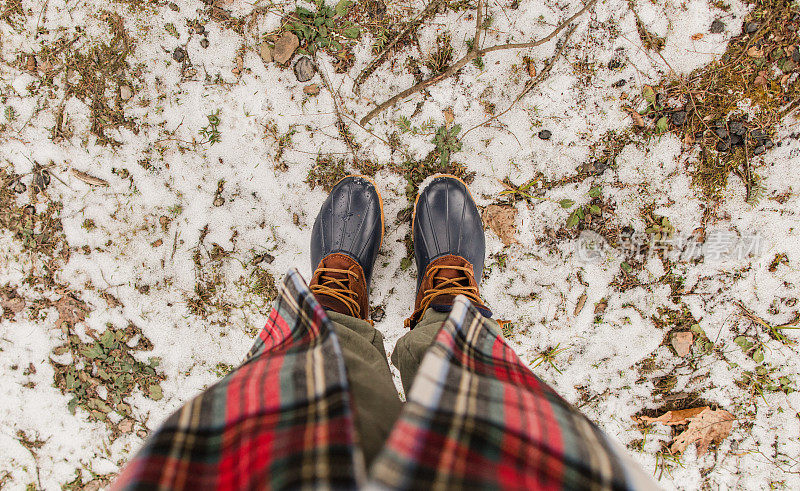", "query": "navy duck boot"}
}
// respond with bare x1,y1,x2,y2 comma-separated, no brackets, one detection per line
405,175,491,328
309,176,384,321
